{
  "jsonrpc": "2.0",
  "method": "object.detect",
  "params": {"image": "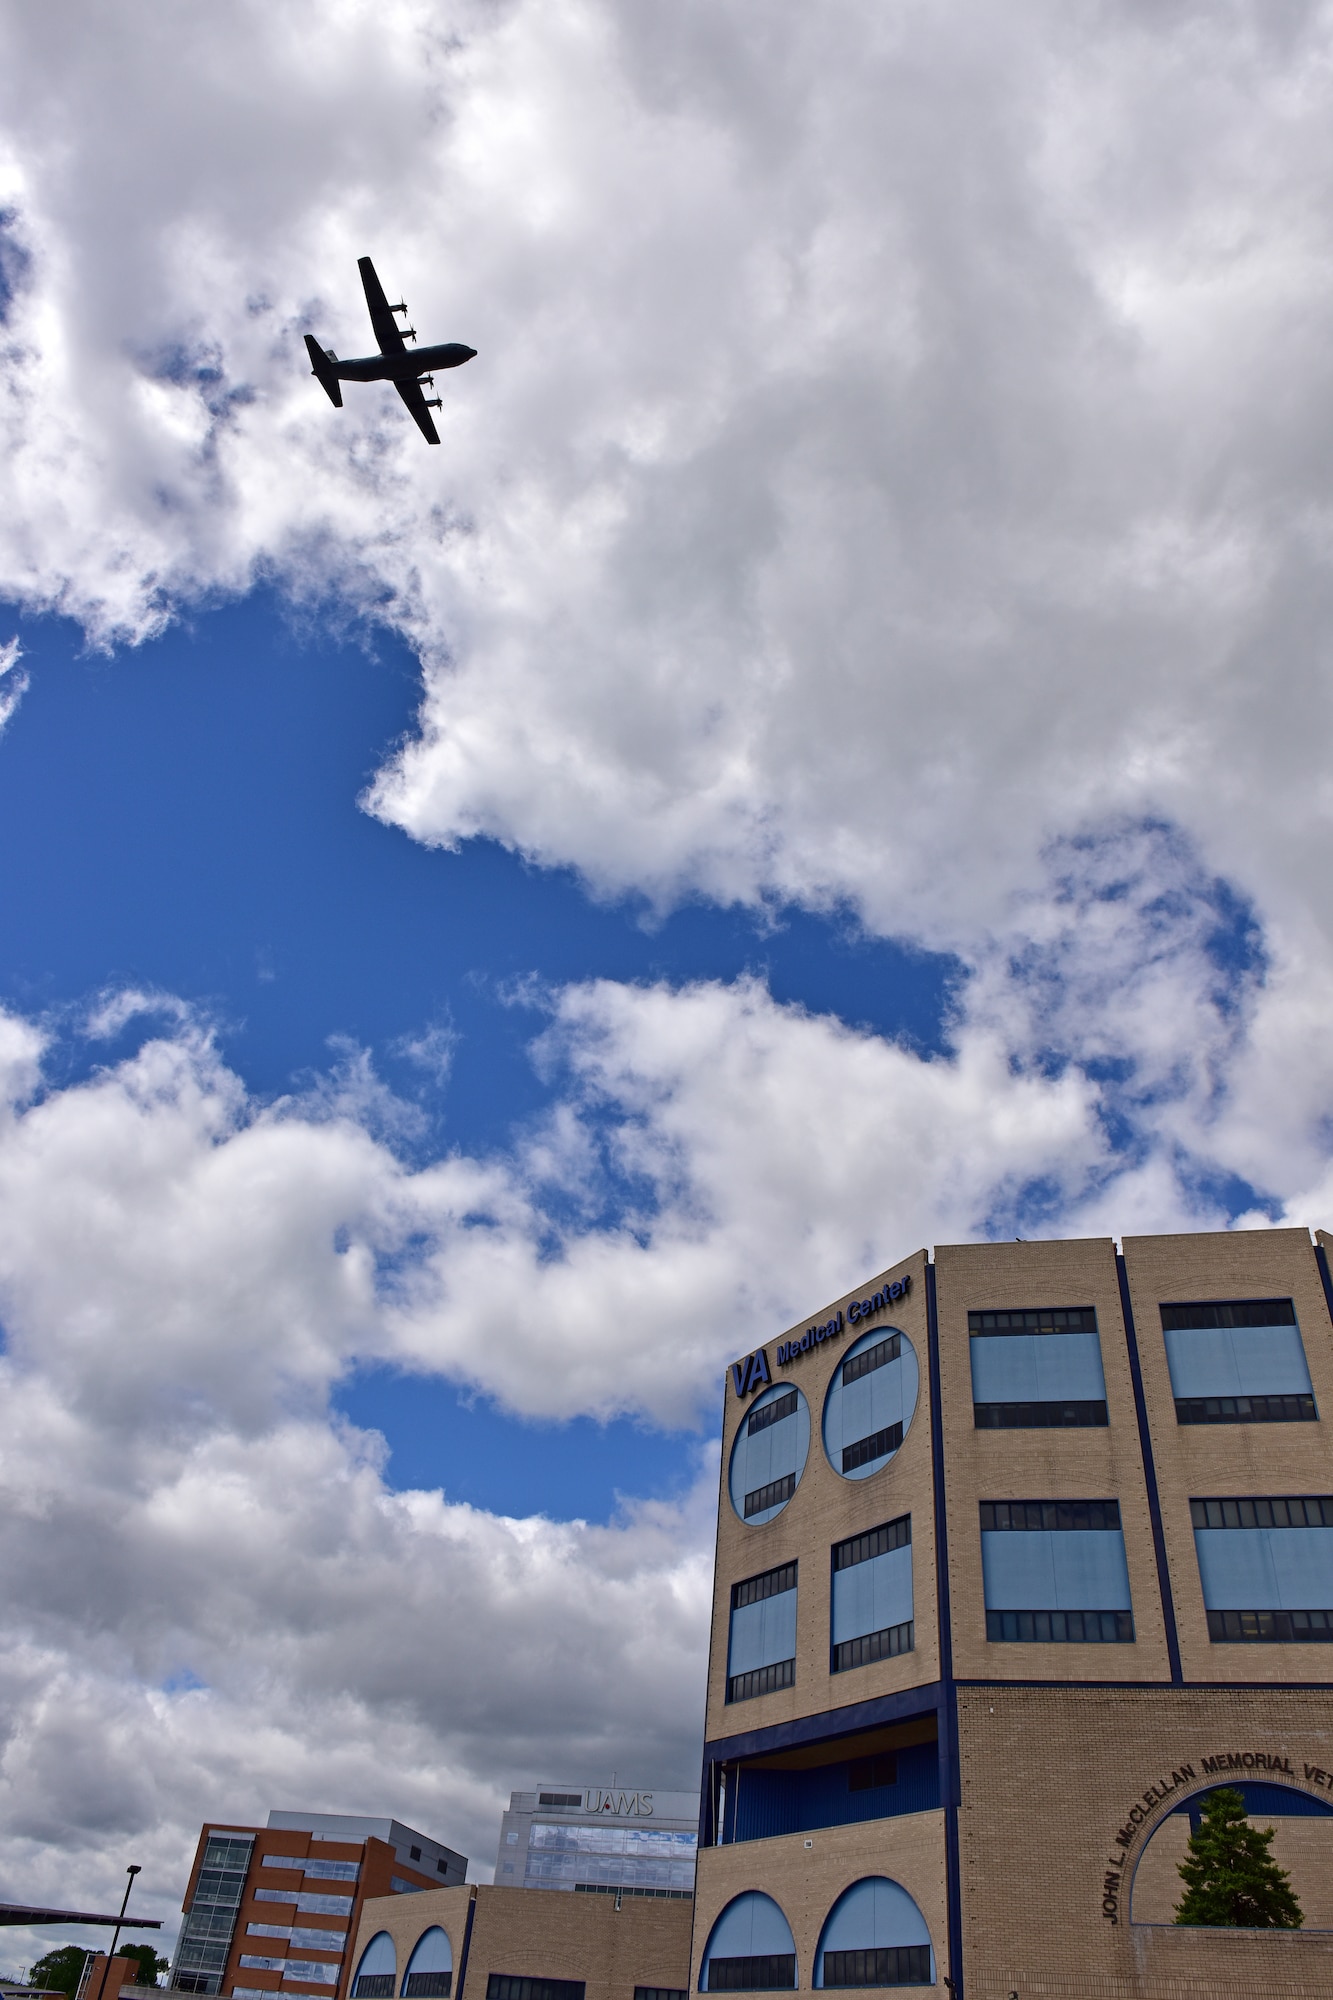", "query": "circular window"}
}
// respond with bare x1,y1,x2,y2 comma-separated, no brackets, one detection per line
823,1326,918,1480
729,1381,810,1525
